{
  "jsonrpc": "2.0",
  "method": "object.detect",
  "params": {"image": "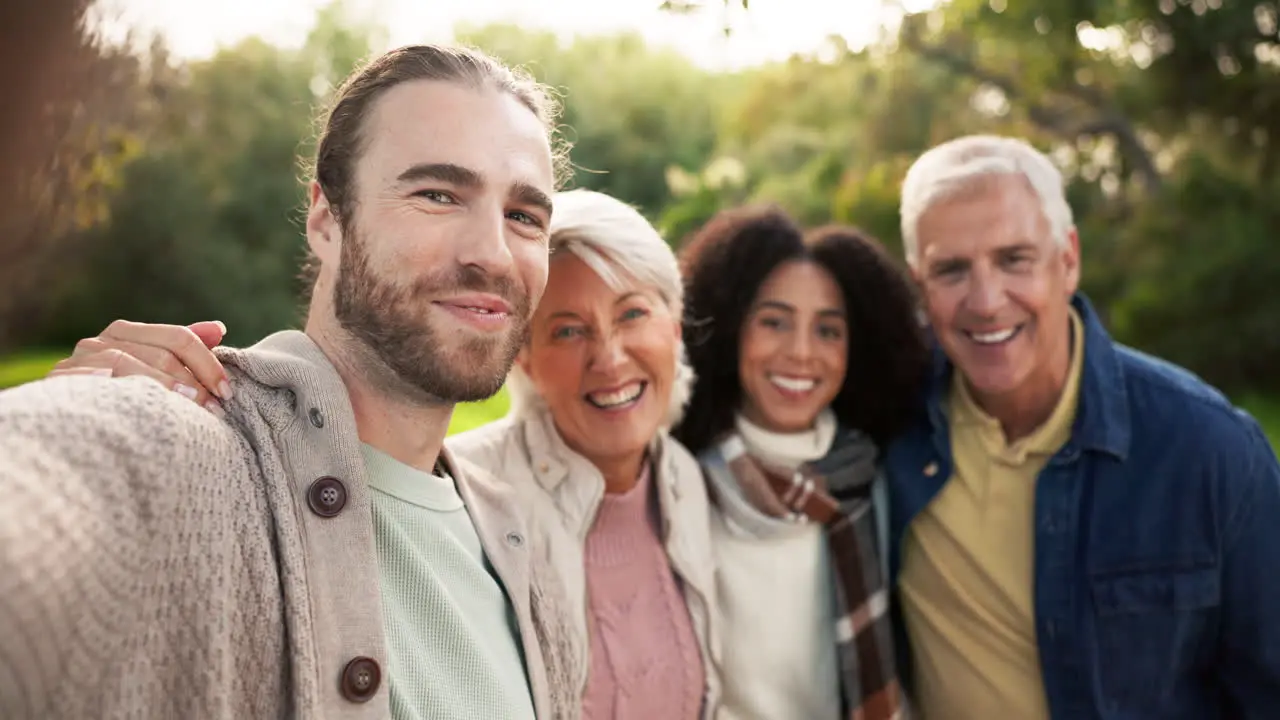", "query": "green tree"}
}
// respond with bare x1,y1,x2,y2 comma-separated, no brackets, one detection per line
0,8,156,353
38,2,379,348
456,23,728,220
661,38,1006,249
